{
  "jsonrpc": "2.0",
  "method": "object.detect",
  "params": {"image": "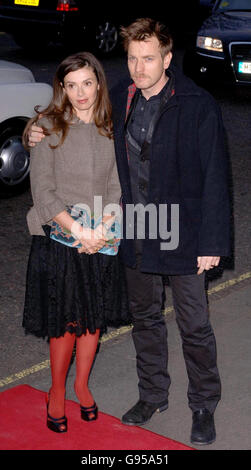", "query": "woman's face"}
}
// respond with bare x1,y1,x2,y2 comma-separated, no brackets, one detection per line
63,66,99,122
